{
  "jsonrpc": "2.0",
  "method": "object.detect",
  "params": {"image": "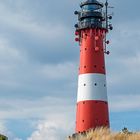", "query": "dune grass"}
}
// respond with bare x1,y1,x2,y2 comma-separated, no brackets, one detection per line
68,127,140,140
